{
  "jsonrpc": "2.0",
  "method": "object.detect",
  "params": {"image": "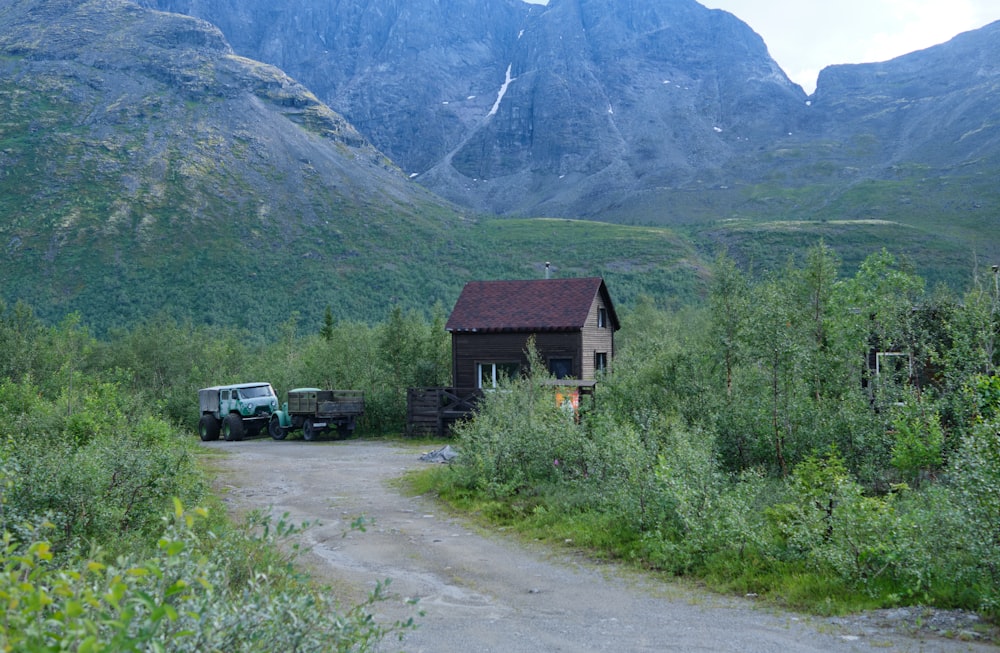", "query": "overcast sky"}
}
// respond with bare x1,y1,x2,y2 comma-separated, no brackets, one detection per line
691,0,1000,93
524,0,1000,95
